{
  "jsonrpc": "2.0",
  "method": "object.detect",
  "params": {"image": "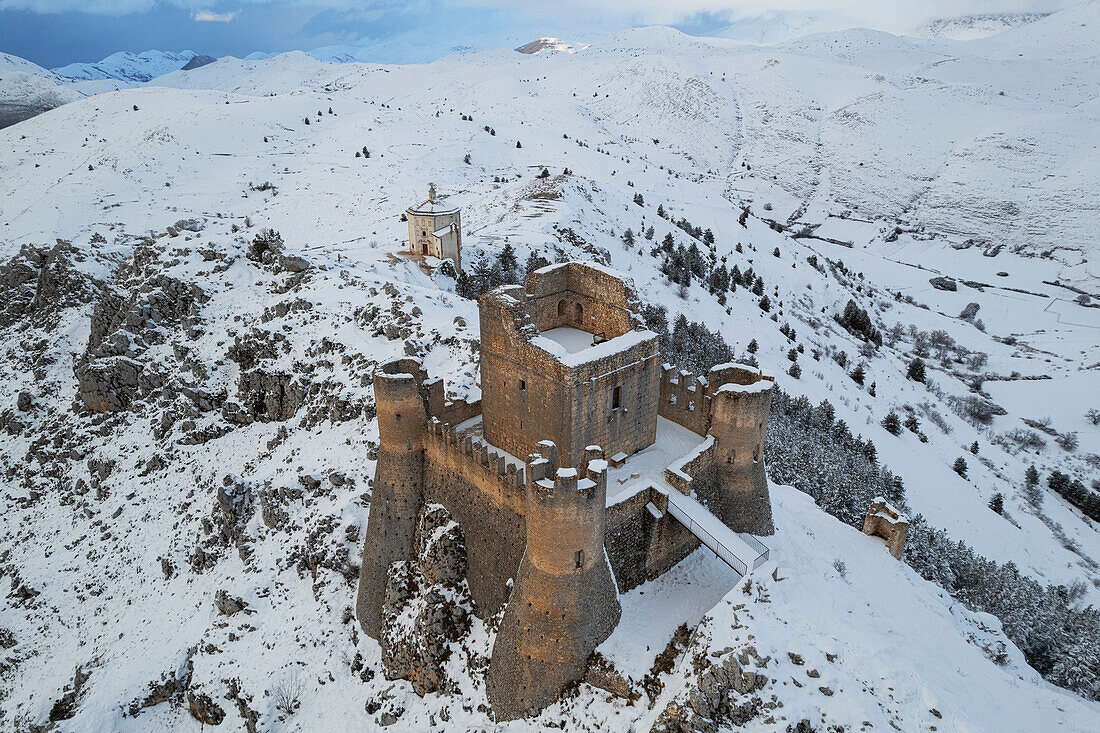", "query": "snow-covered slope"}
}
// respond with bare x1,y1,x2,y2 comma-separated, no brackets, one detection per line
0,52,84,128
52,50,206,83
1,7,1098,730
